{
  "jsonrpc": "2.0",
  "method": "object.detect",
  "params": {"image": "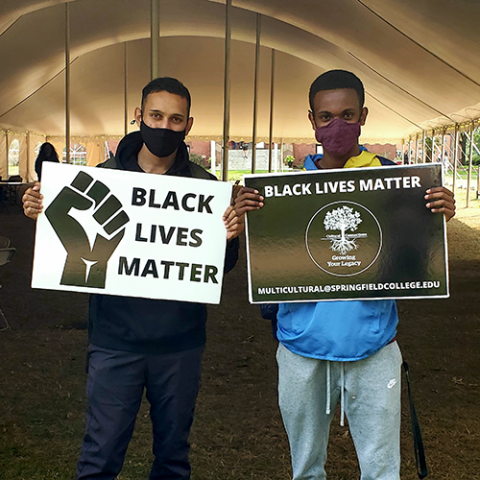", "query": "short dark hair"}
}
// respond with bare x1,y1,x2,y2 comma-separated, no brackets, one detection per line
309,70,365,111
141,77,192,116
